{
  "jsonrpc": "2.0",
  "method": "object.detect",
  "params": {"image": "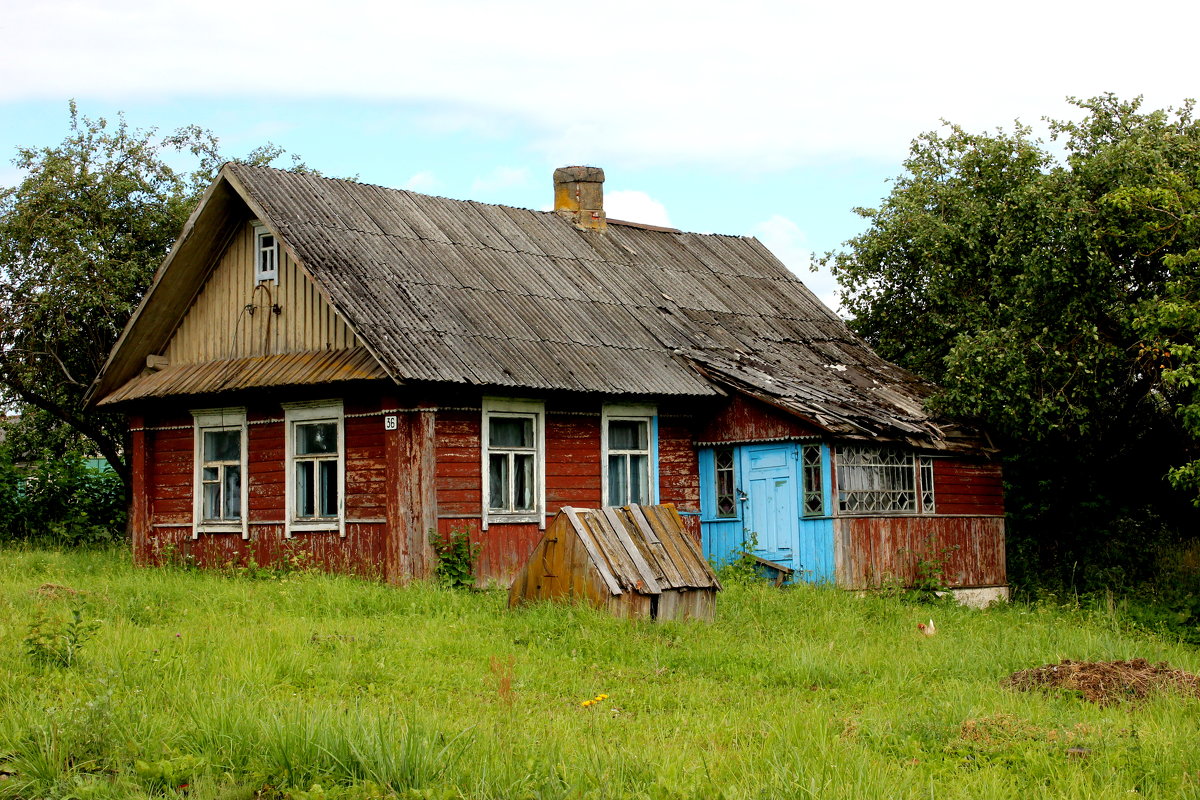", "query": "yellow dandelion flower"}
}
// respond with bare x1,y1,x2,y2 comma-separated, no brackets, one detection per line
597,694,609,700
580,700,593,707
